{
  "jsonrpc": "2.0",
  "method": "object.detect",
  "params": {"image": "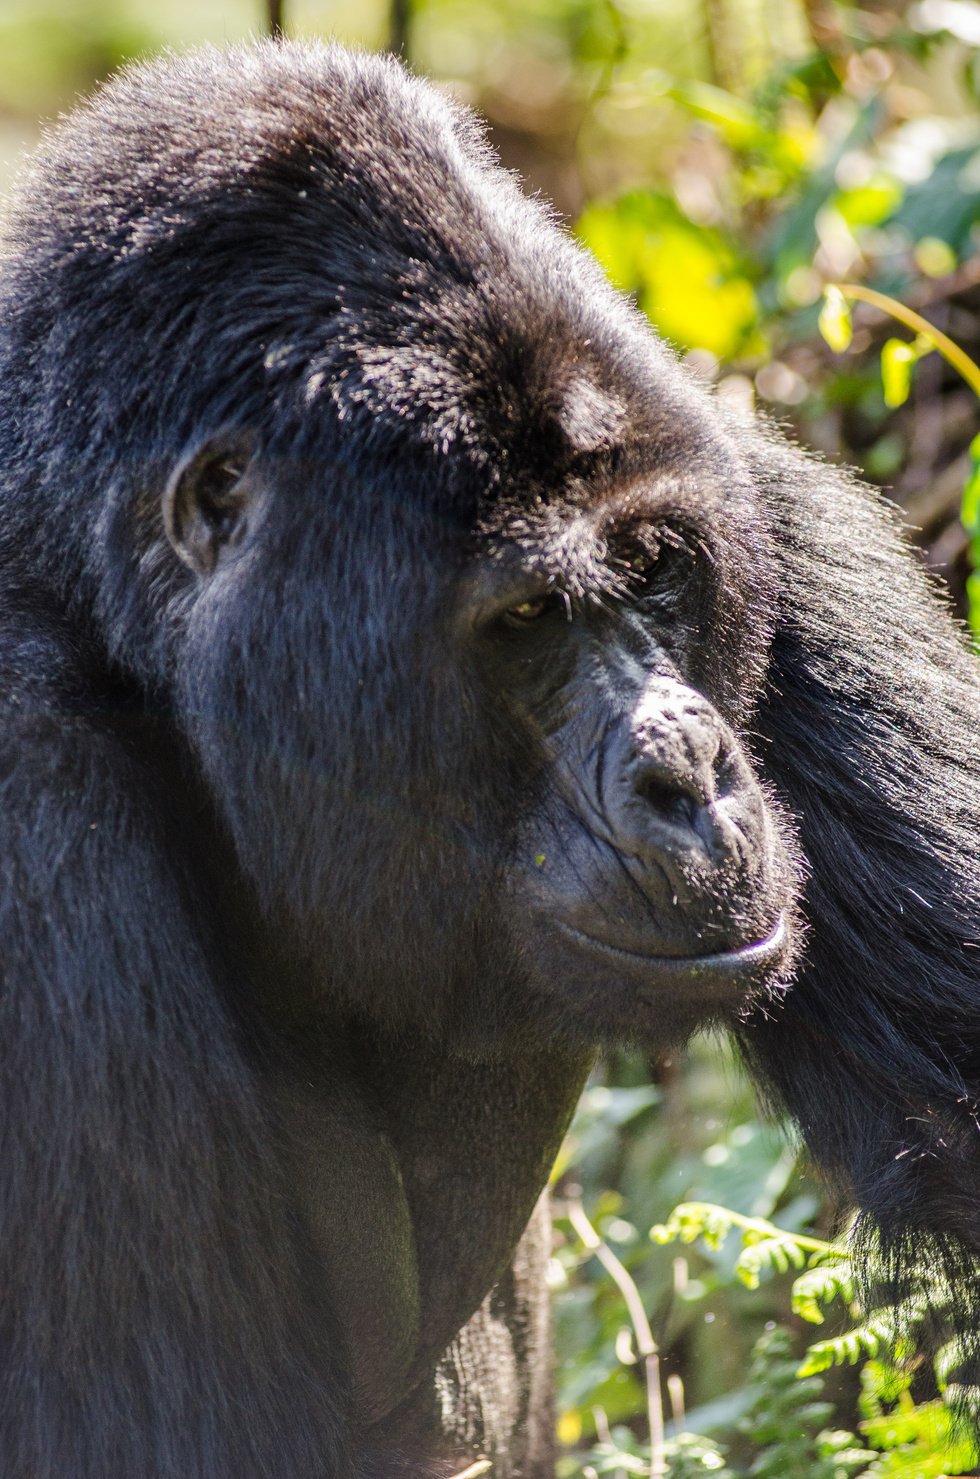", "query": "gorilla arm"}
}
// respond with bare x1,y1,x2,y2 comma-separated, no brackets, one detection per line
738,425,980,1329
0,625,350,1479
